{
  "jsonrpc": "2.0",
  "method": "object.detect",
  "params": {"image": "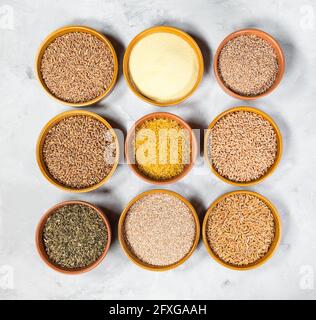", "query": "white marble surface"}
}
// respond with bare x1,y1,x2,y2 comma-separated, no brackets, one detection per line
0,0,316,300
